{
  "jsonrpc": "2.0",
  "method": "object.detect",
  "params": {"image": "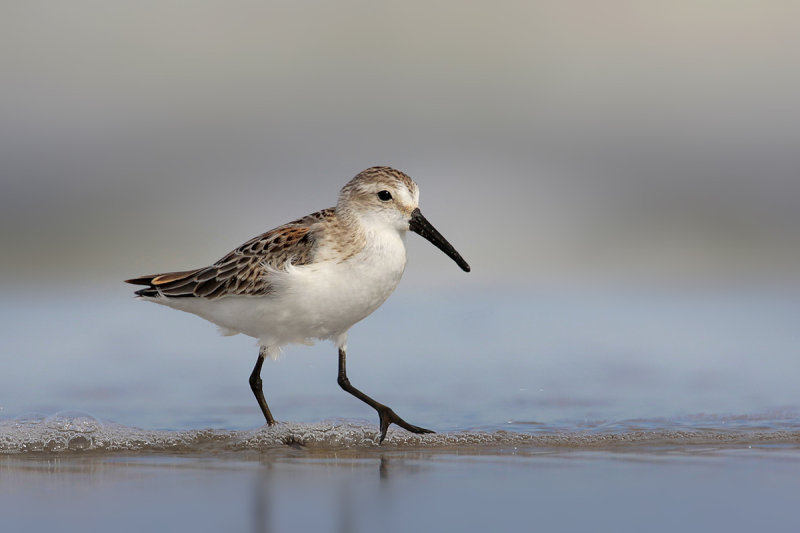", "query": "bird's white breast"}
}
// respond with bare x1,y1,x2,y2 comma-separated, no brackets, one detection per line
155,225,409,350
